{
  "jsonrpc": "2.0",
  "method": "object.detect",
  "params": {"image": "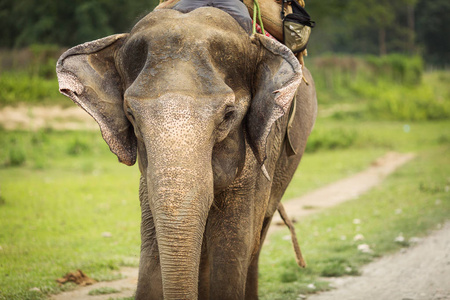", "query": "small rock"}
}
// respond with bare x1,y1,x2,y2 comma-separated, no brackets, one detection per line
297,294,307,300
357,244,372,254
29,287,41,292
307,283,316,290
353,219,361,225
409,237,421,244
395,235,405,243
353,234,365,241
345,266,352,273
101,232,112,238
328,282,336,288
